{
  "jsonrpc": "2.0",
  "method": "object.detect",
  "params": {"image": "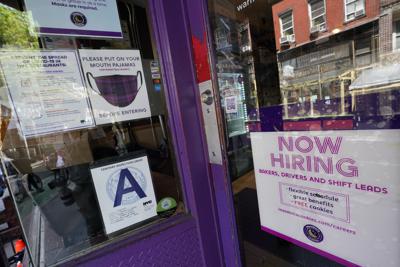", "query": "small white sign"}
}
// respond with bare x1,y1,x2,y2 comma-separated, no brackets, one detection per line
79,49,151,125
90,155,157,235
251,130,400,267
0,50,94,137
199,80,222,165
25,0,122,38
224,95,238,114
